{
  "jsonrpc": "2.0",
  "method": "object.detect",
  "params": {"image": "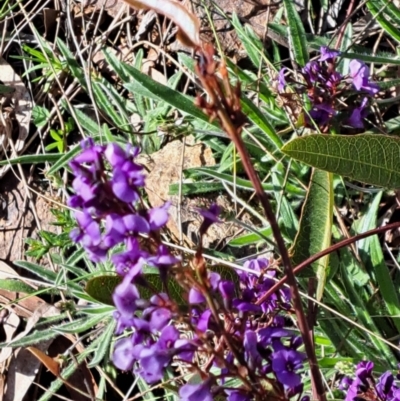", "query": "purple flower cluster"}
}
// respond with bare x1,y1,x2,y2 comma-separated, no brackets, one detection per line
69,140,308,401
341,361,400,401
278,46,379,131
